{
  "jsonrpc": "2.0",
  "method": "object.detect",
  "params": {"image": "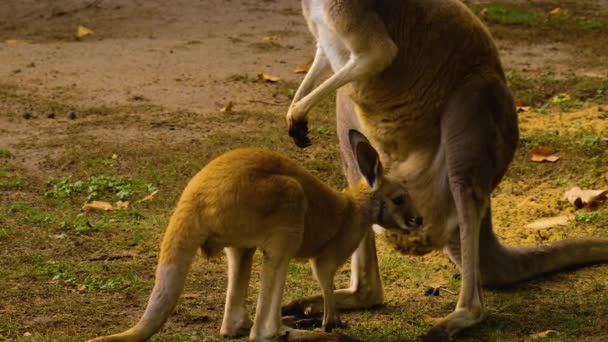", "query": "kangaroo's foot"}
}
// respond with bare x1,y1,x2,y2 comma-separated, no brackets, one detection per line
282,287,382,319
